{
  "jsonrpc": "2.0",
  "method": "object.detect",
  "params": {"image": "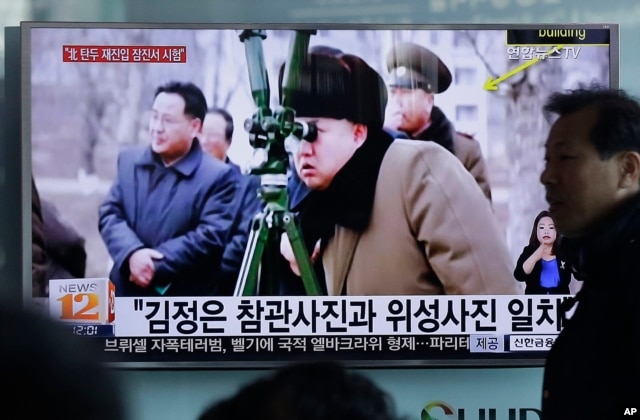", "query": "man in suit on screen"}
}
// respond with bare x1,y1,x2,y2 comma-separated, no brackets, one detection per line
99,81,238,297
